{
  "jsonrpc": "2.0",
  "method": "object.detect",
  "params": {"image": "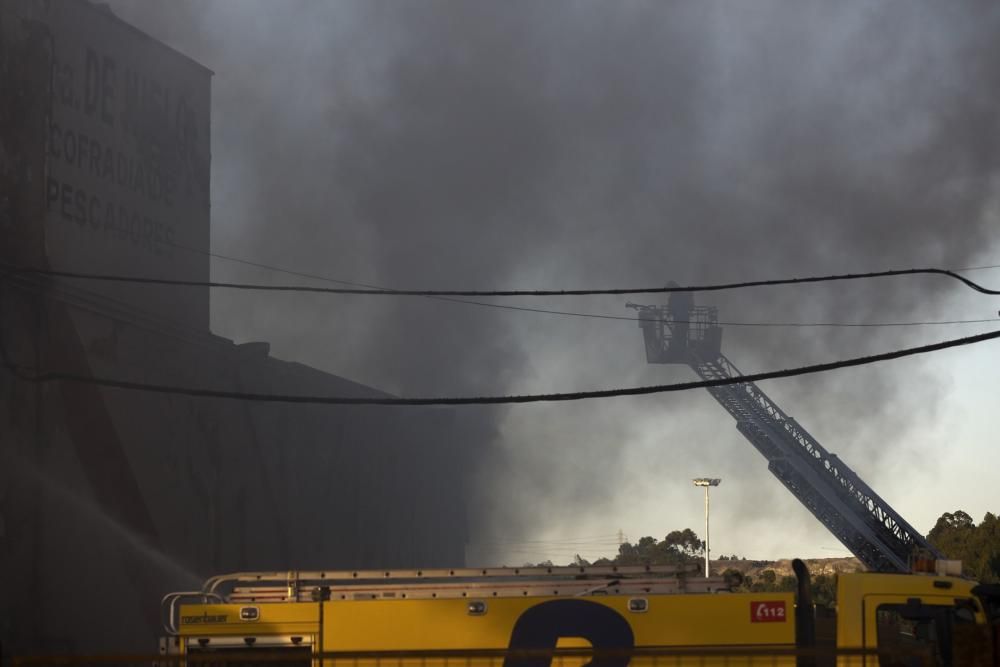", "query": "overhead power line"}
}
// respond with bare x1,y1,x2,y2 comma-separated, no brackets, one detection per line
510,305,995,328
2,260,992,330
172,238,1000,285
469,537,623,546
2,327,997,405
177,238,1000,281
171,242,383,290
3,263,998,296
956,263,1000,271
5,249,997,328
176,239,1000,313
171,243,997,328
